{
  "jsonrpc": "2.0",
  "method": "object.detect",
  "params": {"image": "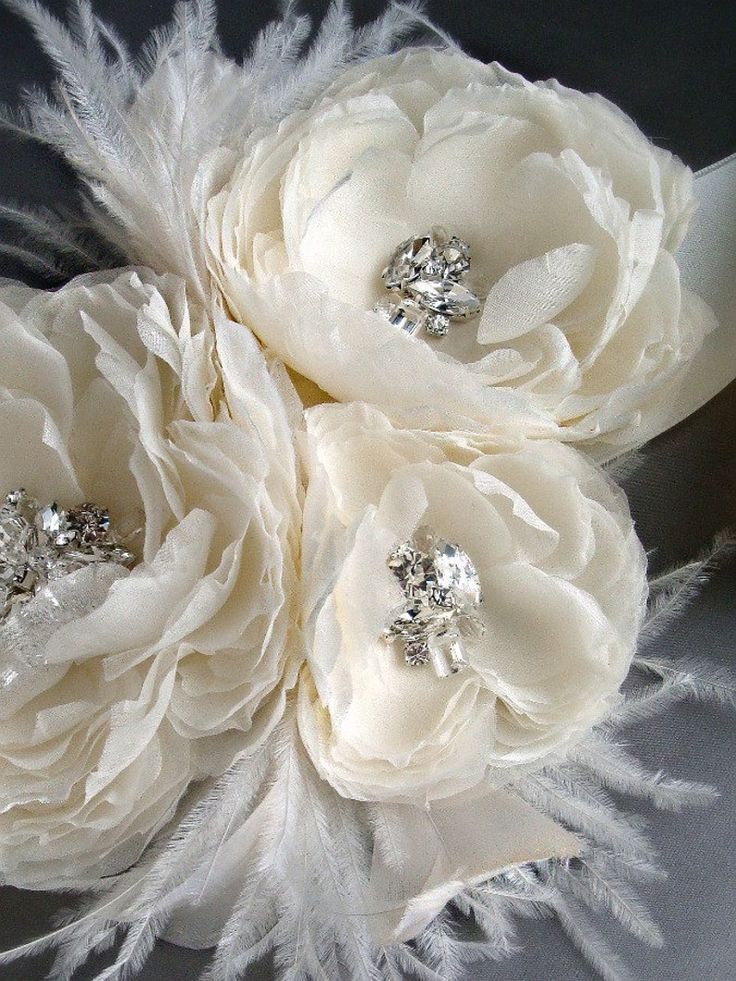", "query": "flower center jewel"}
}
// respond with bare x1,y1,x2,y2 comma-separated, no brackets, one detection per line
0,489,135,623
383,525,485,678
374,227,481,338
